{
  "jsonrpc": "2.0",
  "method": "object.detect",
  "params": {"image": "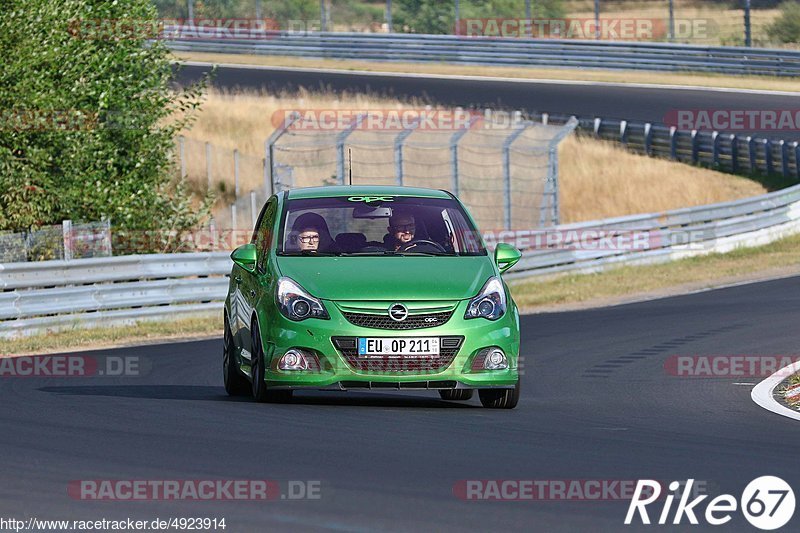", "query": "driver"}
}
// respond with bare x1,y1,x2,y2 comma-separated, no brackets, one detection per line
386,211,416,252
